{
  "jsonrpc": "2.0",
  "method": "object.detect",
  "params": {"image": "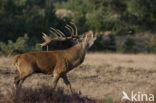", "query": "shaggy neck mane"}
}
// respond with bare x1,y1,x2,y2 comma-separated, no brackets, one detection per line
64,41,86,68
